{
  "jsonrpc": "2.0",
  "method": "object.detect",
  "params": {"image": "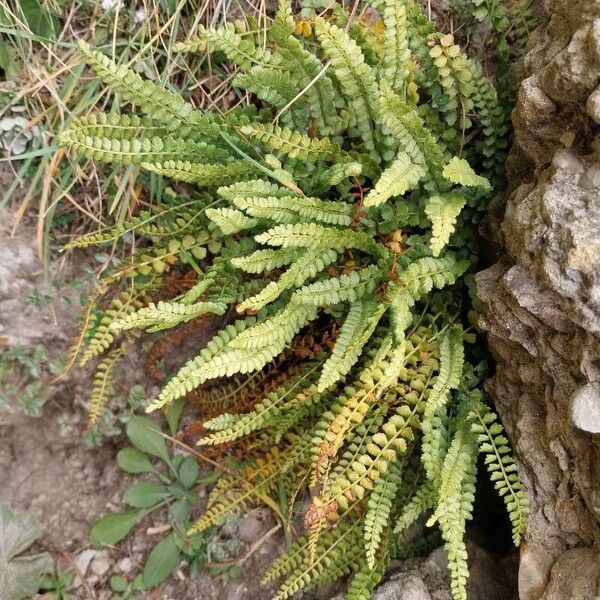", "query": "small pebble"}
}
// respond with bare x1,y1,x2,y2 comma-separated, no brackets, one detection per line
117,557,133,573
90,554,110,576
